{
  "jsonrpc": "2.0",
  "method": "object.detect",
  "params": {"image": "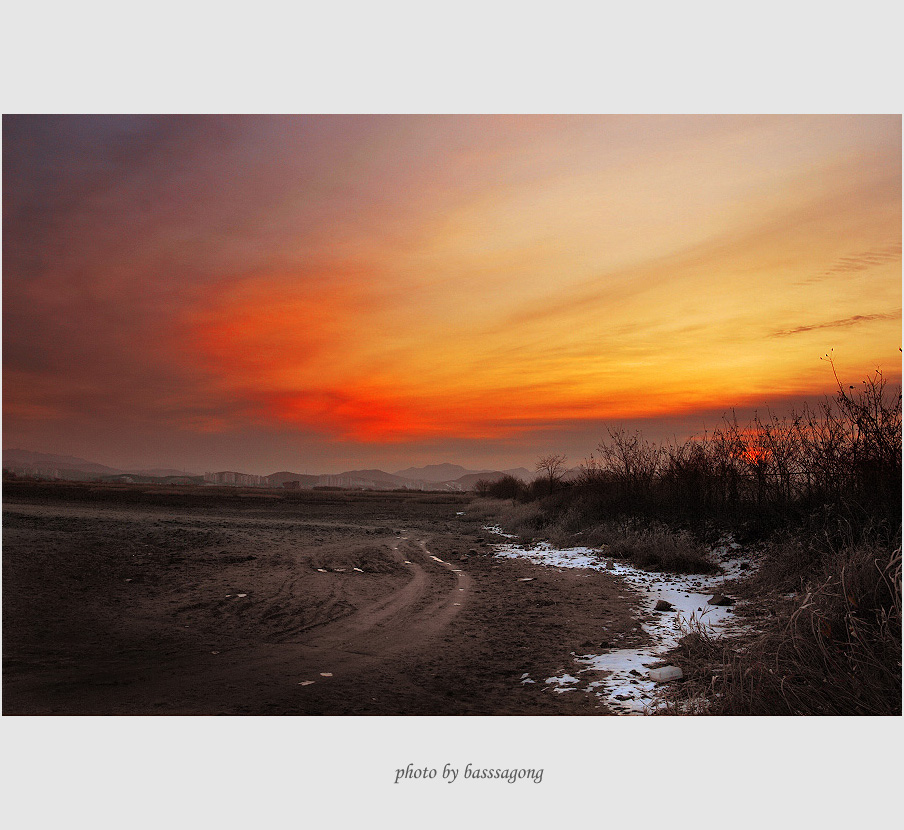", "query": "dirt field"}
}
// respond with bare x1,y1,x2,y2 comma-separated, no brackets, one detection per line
2,481,642,715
